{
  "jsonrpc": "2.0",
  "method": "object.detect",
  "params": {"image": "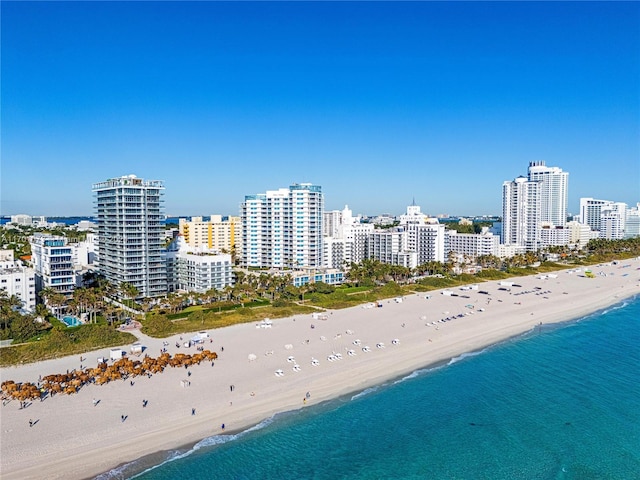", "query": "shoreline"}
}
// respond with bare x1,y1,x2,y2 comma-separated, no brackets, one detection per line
2,260,639,480
105,294,638,480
